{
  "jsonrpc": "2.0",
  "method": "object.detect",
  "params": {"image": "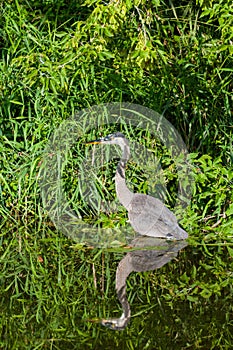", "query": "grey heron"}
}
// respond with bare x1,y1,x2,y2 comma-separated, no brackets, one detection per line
86,132,188,241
